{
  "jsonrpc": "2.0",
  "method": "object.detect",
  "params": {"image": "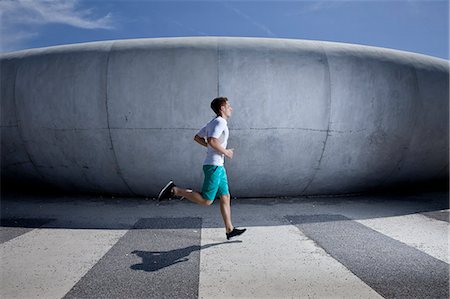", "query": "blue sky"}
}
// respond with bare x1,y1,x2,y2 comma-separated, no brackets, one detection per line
1,0,448,59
